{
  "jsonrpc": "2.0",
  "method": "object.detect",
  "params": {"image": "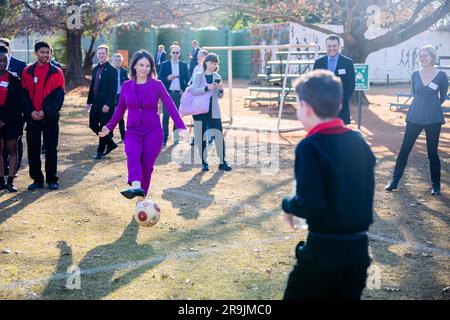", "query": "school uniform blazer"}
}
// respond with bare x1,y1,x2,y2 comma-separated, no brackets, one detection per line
8,56,27,79
191,71,224,119
106,77,186,132
0,72,26,127
313,54,355,101
158,60,189,92
22,62,65,120
87,61,118,108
